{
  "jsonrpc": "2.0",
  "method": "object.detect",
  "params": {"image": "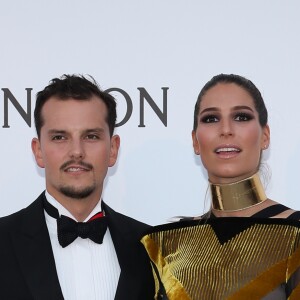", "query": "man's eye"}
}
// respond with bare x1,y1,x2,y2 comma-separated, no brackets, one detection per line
200,115,219,123
52,136,65,141
86,135,99,140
